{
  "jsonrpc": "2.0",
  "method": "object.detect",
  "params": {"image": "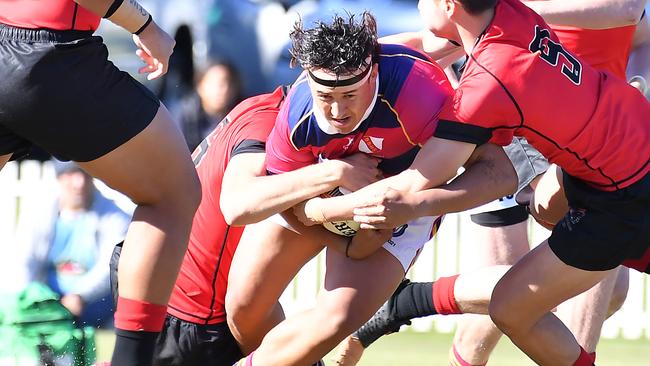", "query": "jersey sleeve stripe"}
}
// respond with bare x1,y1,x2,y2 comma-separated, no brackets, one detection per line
434,120,493,145
379,97,418,146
